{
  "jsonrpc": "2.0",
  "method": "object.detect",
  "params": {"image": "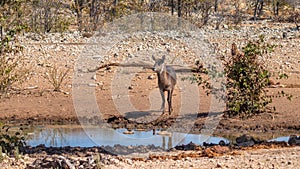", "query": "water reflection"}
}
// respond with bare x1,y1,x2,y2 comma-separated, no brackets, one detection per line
162,136,172,149
269,136,290,142
26,125,229,148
